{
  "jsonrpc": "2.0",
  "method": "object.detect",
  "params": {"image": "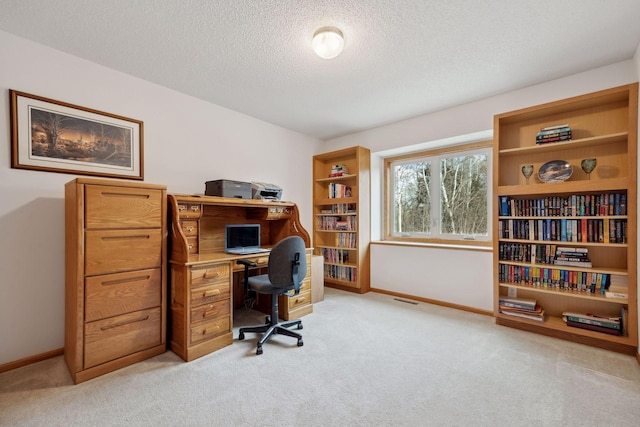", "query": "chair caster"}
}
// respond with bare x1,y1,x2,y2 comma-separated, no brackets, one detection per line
265,316,270,324
238,332,245,340
256,346,263,355
297,339,303,347
298,324,303,330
